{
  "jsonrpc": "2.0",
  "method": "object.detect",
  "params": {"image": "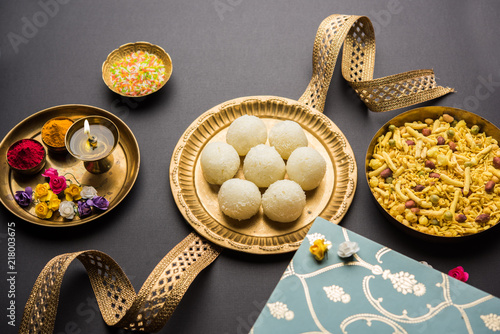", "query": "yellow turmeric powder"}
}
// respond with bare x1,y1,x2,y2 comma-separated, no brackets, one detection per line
42,118,74,147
